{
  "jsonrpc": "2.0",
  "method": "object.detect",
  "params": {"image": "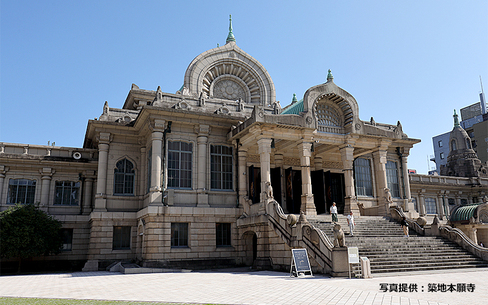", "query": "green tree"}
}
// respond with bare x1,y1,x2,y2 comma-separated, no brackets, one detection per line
0,204,63,273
